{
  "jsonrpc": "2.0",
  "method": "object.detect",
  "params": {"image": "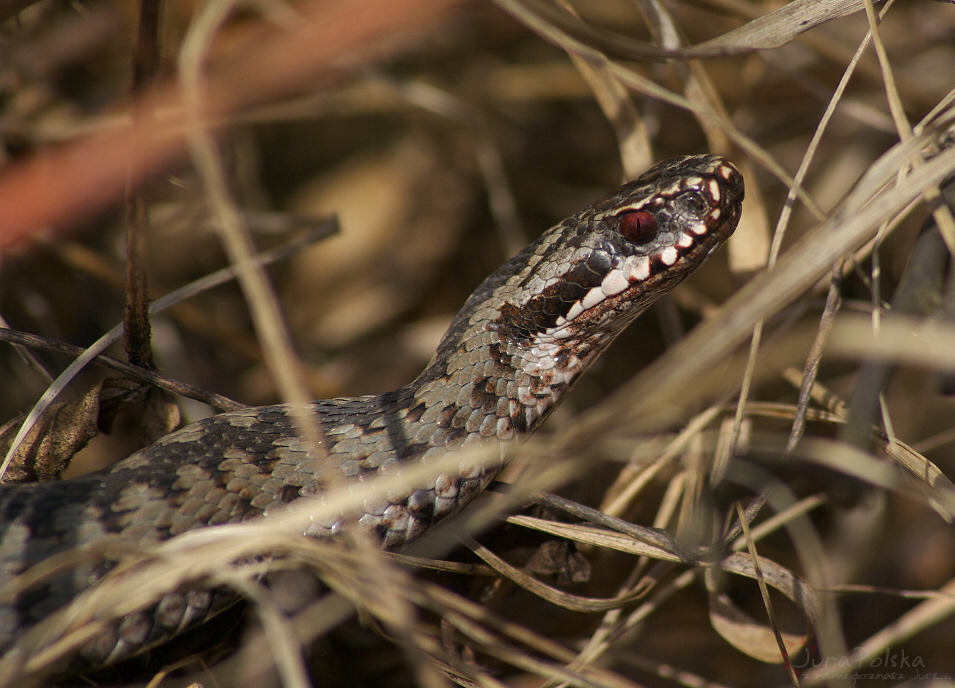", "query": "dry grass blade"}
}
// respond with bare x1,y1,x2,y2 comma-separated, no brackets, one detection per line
179,0,328,469
698,0,889,53
707,503,800,672
0,0,461,246
0,217,335,479
801,577,955,686
507,514,820,632
565,140,955,448
0,328,243,411
496,0,890,60
466,536,644,613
